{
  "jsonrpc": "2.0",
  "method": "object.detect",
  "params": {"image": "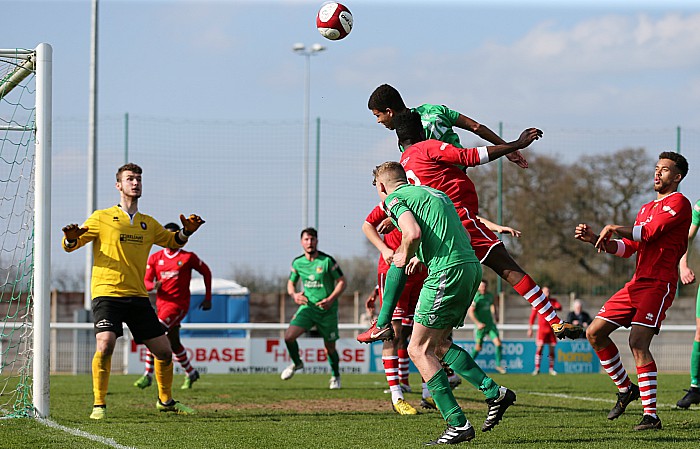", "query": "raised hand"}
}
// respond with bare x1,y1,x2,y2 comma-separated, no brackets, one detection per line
574,223,596,244
62,224,88,241
180,214,205,234
515,128,543,149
